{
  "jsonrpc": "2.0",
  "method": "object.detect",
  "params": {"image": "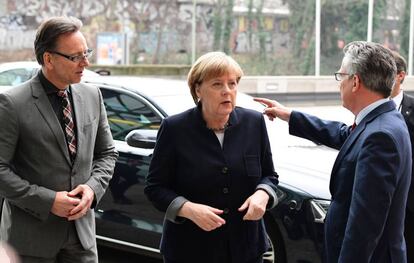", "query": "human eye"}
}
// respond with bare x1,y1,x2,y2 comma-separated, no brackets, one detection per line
212,82,223,89
71,54,83,62
228,81,237,89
